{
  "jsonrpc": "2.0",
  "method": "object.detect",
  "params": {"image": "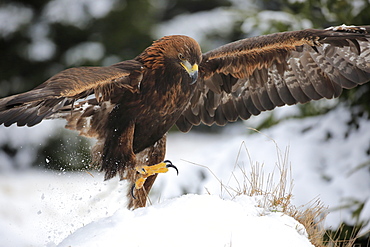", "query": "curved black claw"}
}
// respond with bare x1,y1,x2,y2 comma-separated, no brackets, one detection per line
164,160,179,175
130,161,178,200
130,184,136,199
